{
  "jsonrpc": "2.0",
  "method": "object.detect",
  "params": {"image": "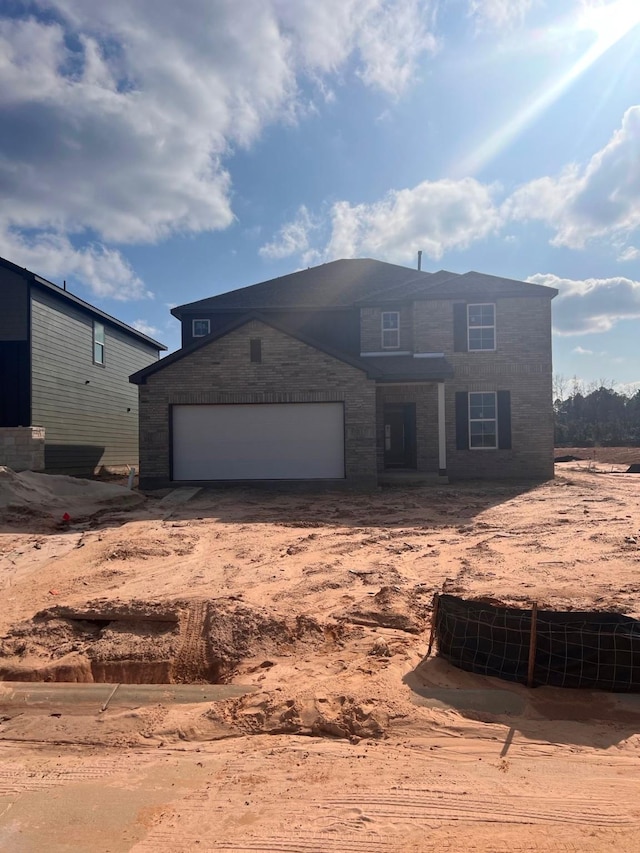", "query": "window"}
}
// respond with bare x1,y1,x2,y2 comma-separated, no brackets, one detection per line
192,319,210,338
467,304,495,351
469,392,497,449
250,338,262,363
93,321,105,365
381,311,400,349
